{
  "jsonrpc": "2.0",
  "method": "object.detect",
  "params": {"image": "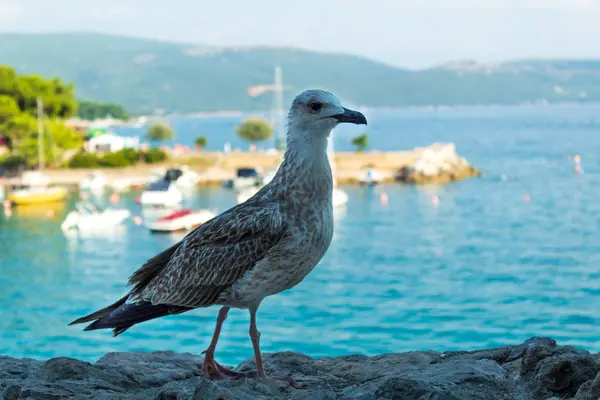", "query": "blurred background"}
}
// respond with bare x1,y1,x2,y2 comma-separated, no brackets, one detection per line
1,0,599,365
